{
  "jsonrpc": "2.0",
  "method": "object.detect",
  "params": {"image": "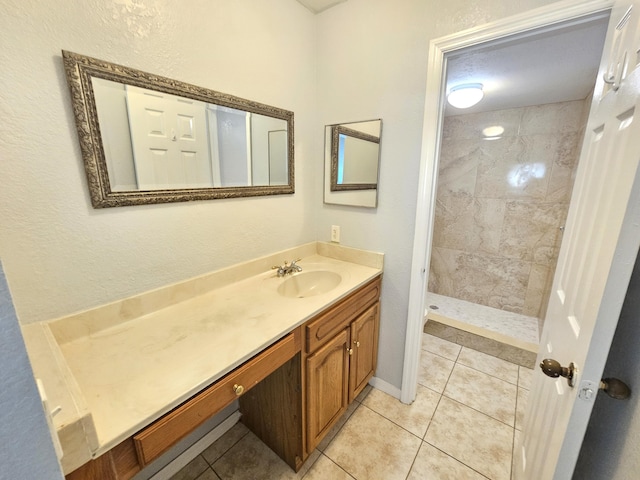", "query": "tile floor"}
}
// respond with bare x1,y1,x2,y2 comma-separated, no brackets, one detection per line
169,333,533,480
